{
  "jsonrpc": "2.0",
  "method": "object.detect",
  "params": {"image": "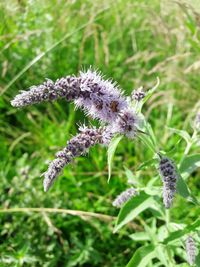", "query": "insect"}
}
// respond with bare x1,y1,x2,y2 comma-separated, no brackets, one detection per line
110,100,119,112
